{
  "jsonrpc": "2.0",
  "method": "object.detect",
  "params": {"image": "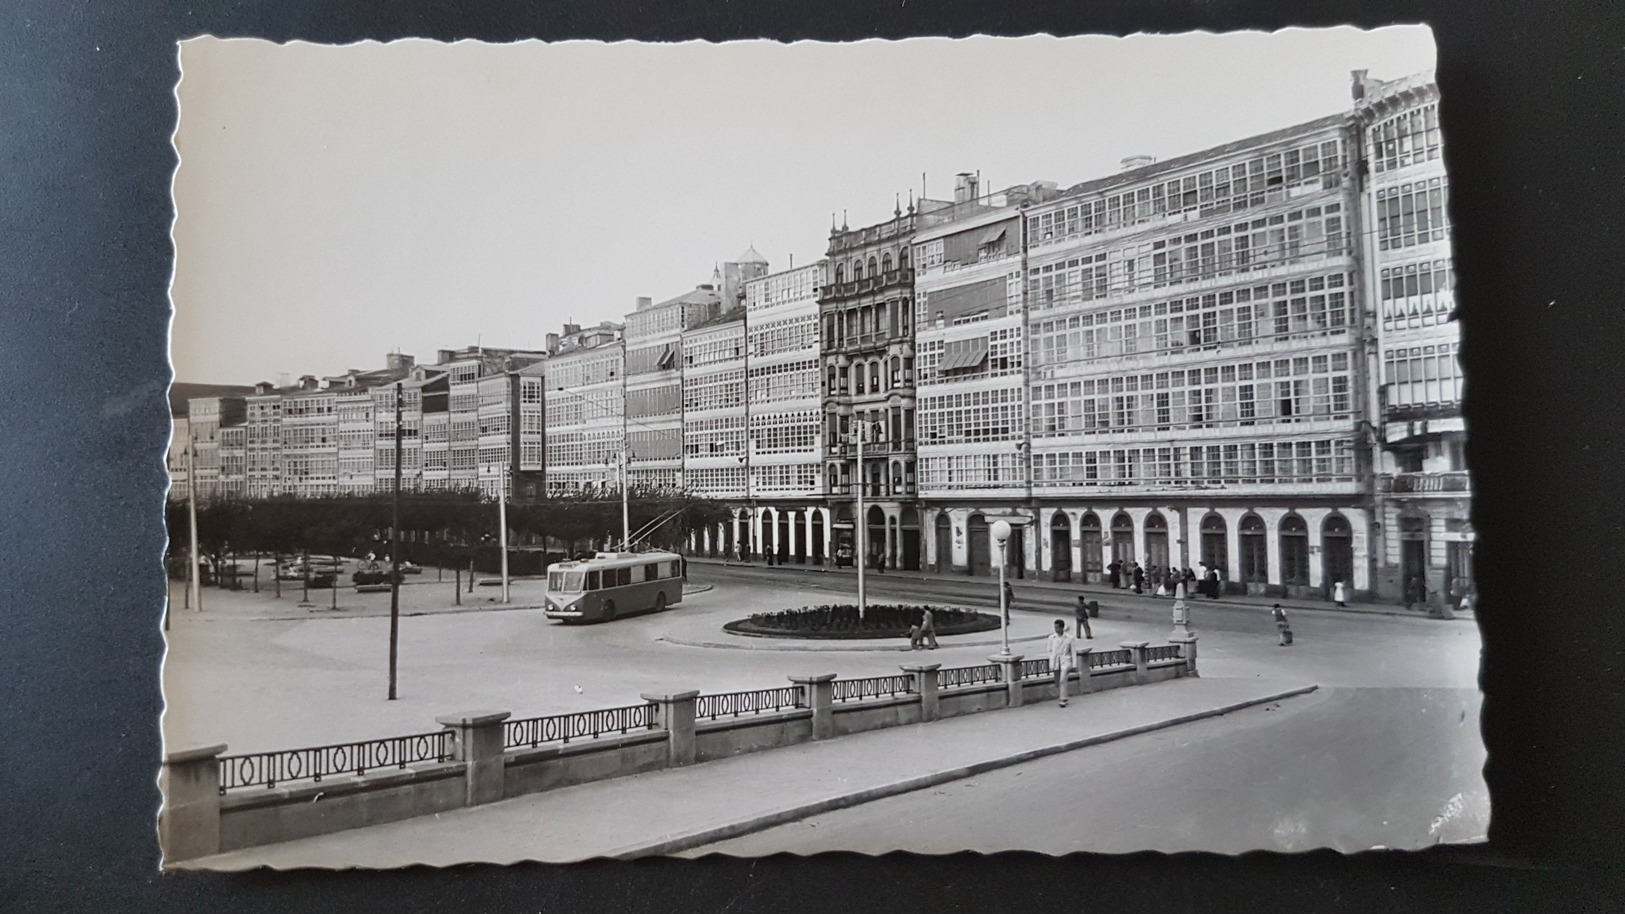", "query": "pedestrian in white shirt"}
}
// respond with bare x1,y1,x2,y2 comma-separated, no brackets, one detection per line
1047,619,1077,707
